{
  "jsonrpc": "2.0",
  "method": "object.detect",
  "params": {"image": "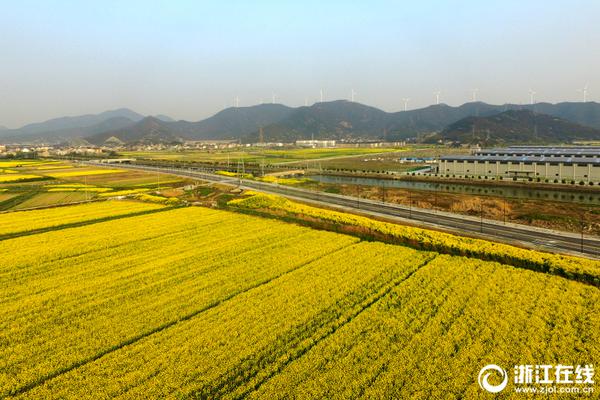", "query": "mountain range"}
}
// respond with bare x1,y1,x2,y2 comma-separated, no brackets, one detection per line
2,101,600,145
431,110,600,145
